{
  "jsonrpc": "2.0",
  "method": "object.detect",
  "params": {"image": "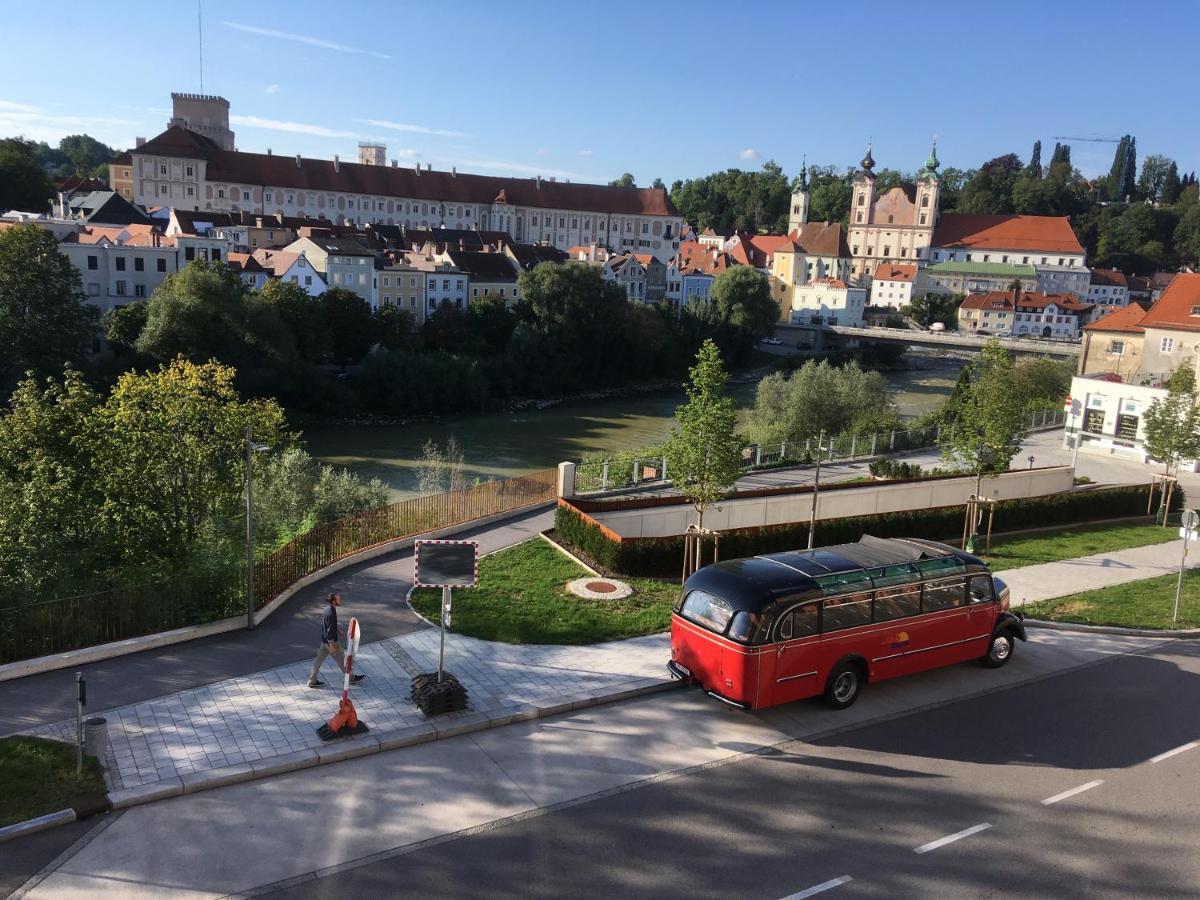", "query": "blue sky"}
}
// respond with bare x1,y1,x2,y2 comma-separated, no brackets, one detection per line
3,0,1196,186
